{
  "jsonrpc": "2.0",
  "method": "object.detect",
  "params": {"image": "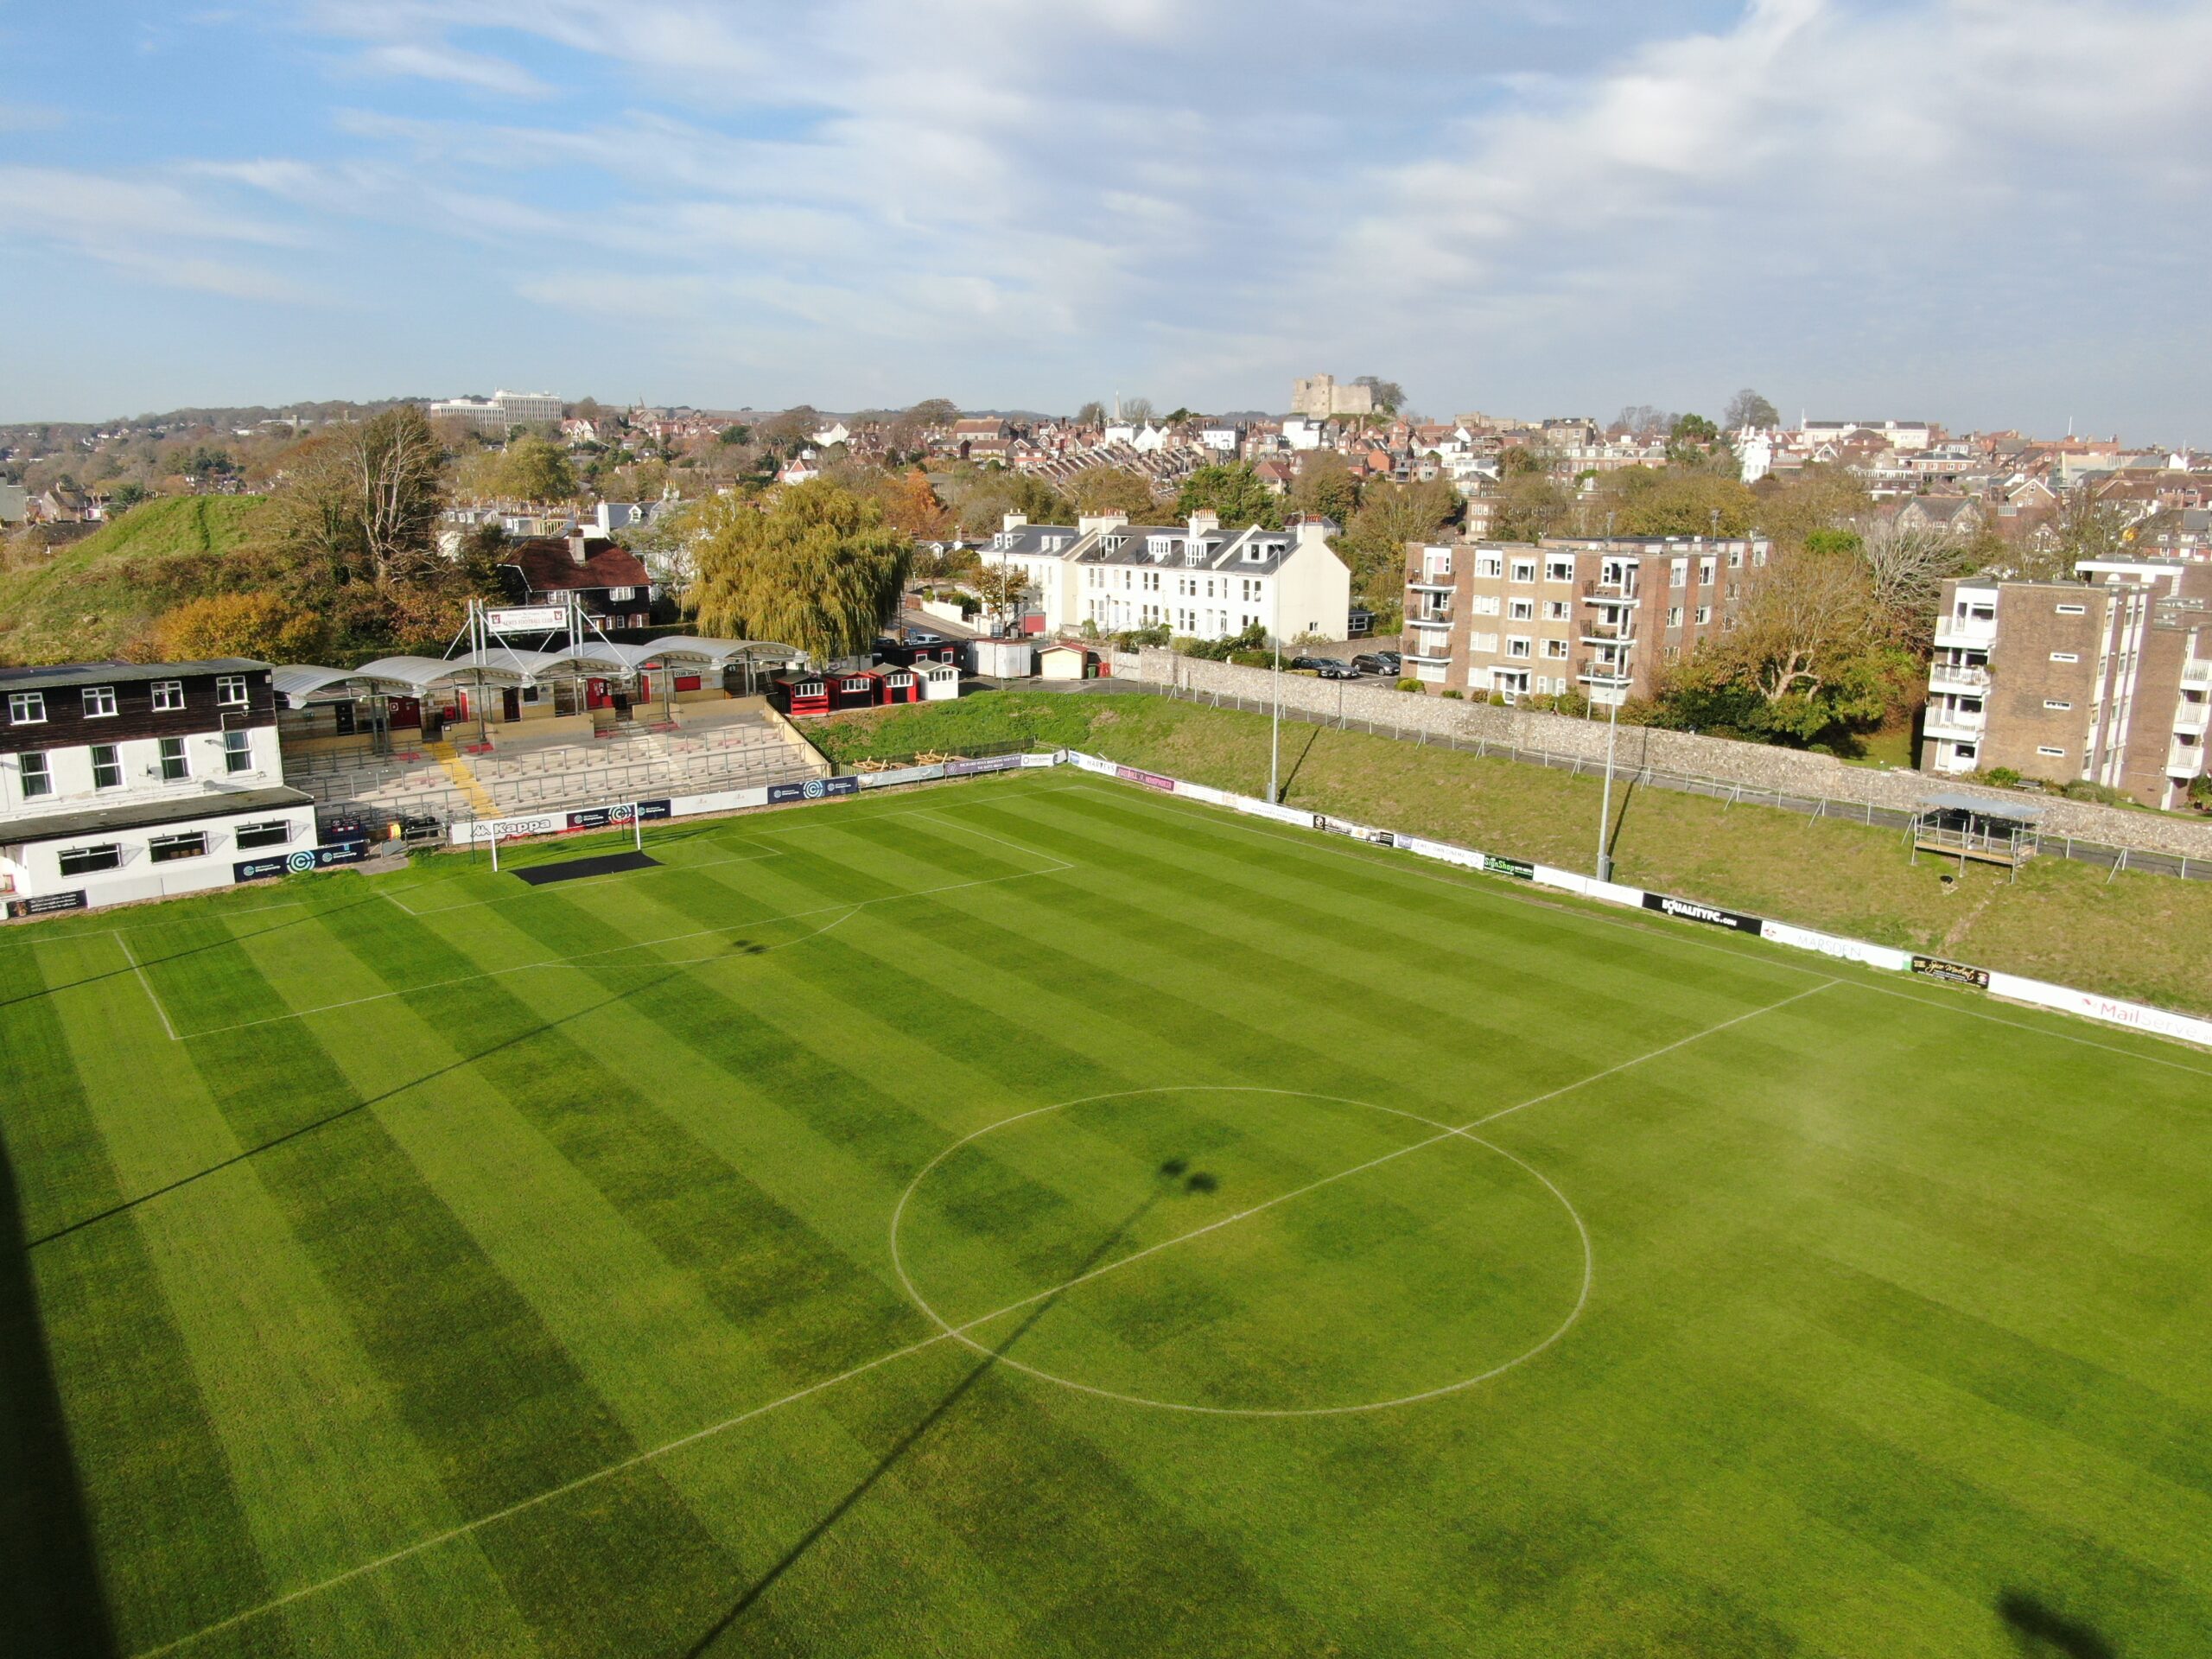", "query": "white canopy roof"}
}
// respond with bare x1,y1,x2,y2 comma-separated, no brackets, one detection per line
607,636,804,670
